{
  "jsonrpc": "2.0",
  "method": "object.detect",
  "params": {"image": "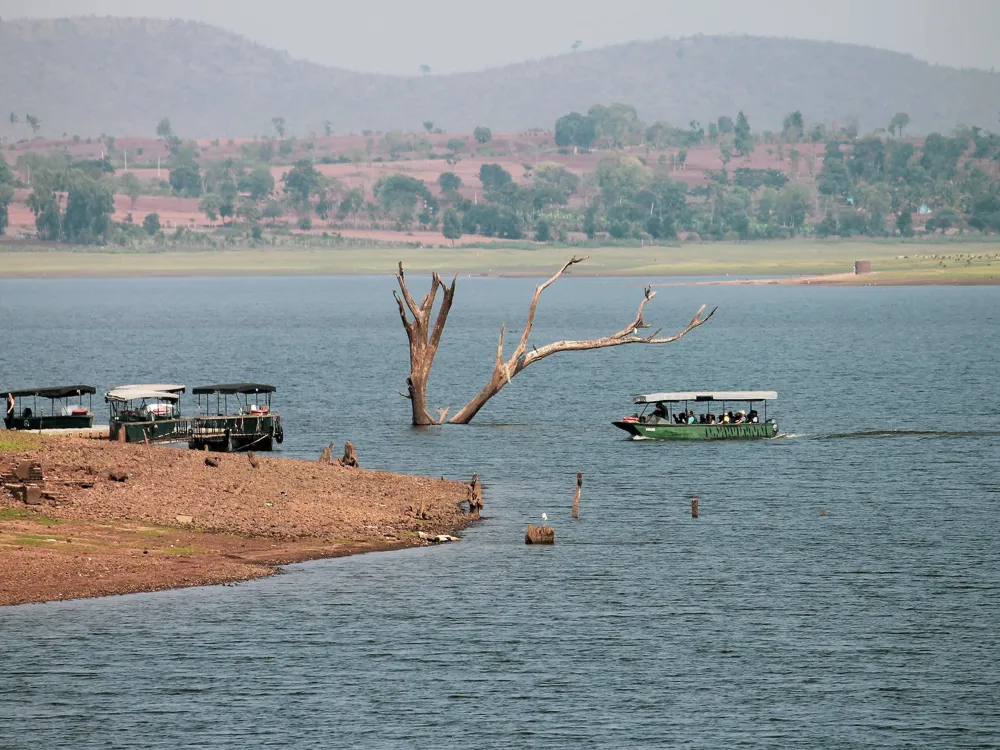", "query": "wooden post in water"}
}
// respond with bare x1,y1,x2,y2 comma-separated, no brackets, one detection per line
691,496,699,518
572,471,583,519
